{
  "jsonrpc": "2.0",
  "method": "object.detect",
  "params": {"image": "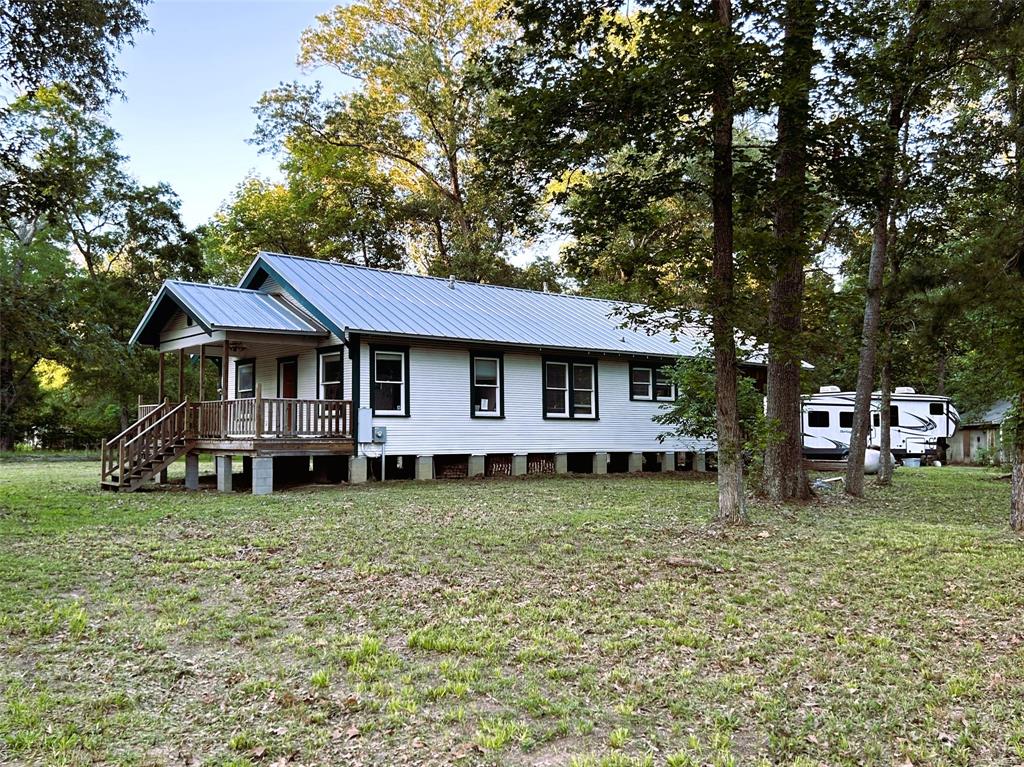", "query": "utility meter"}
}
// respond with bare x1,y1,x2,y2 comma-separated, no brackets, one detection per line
372,426,387,443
